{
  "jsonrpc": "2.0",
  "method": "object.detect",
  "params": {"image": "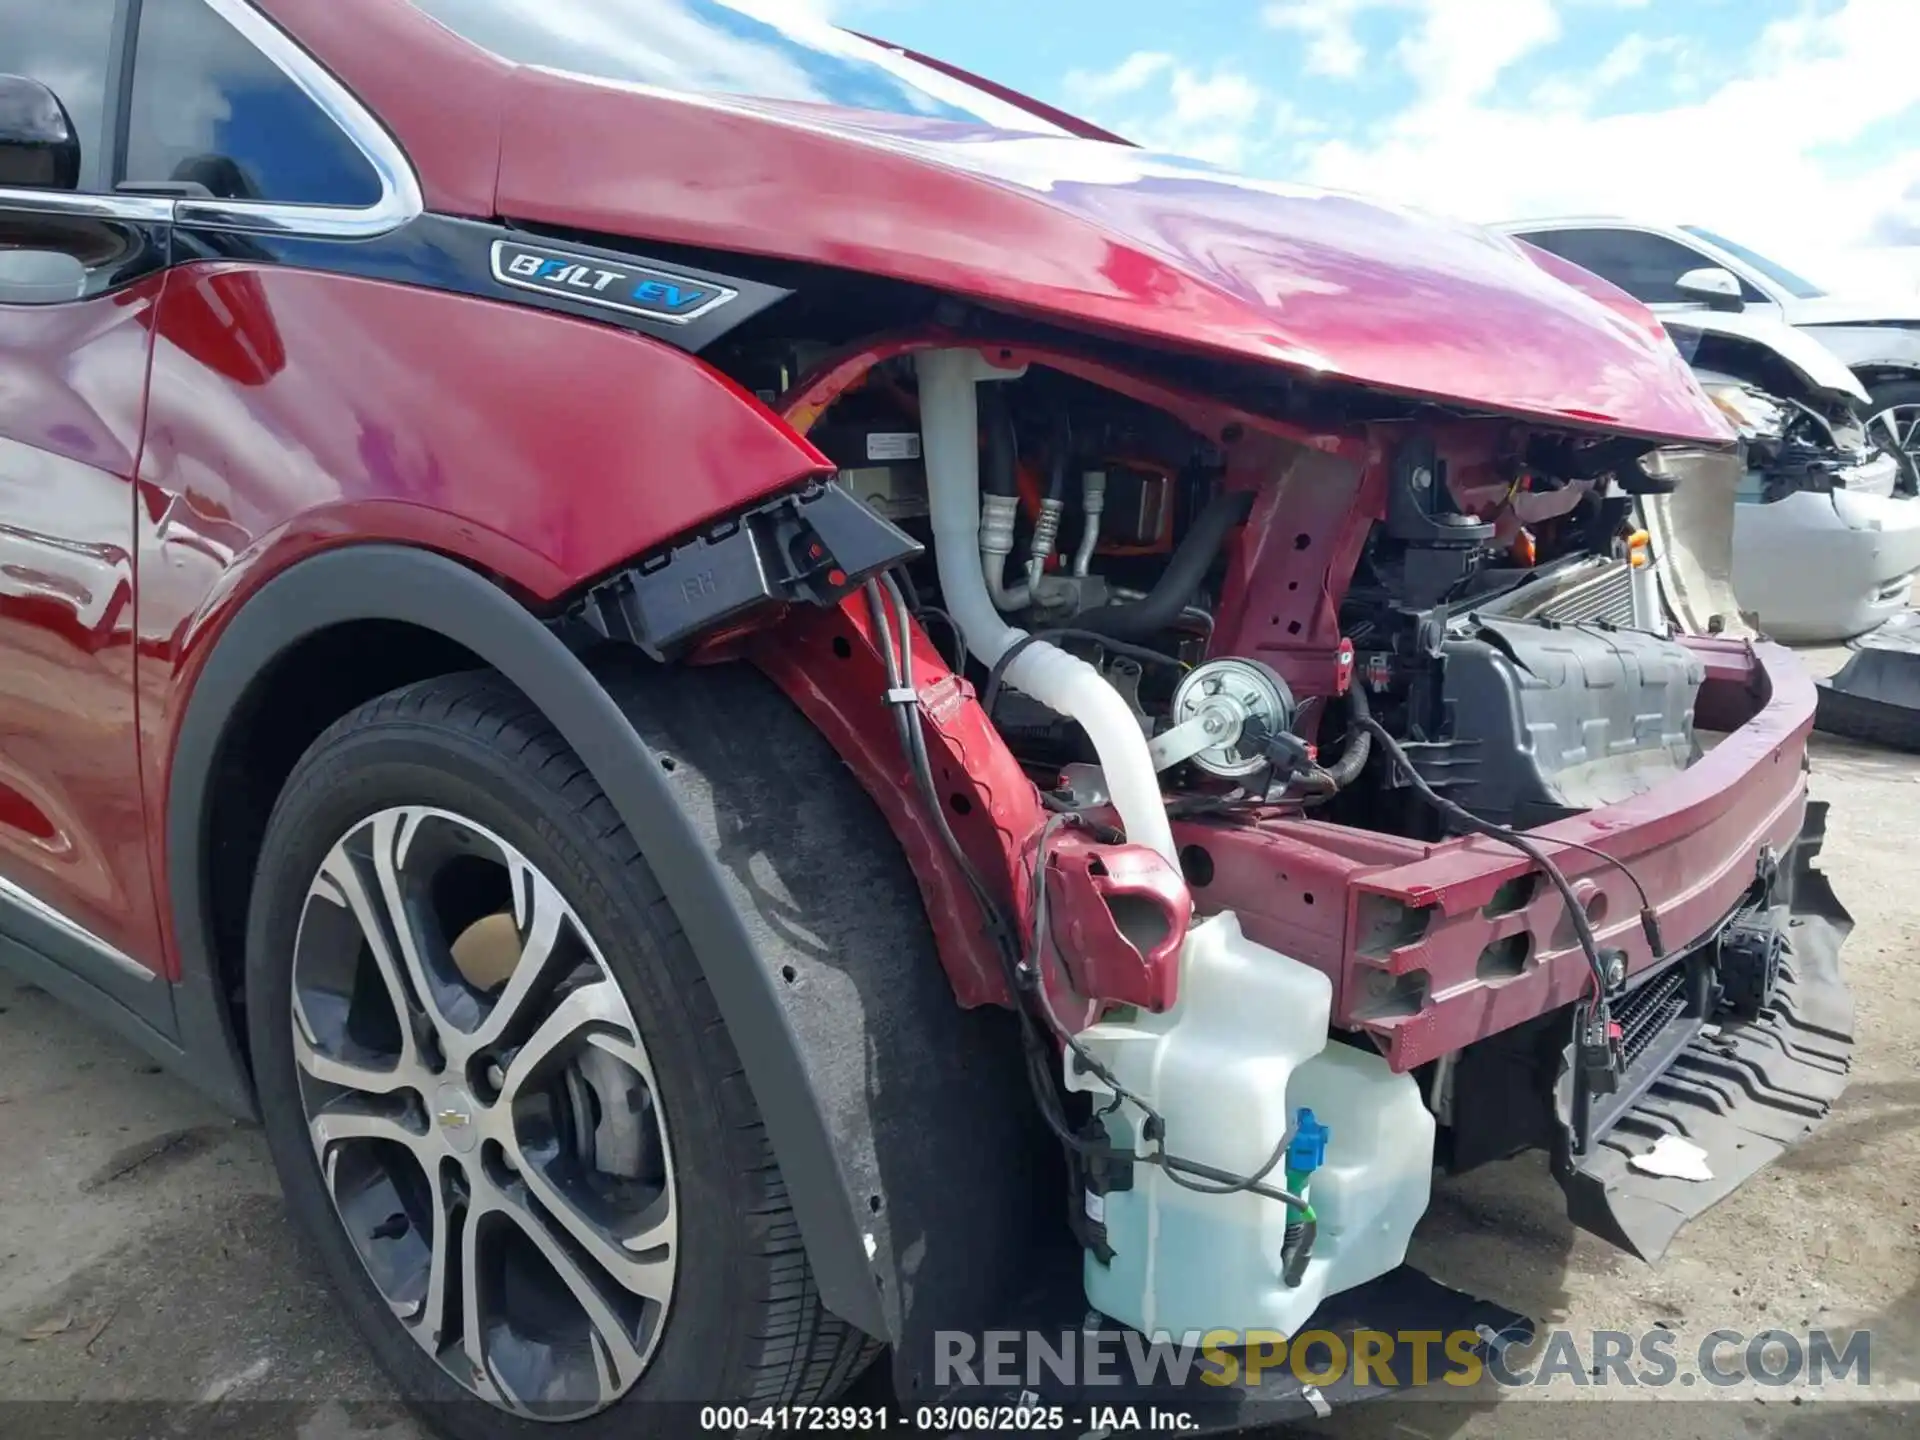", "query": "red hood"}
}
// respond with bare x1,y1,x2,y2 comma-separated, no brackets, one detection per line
494,72,1731,445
